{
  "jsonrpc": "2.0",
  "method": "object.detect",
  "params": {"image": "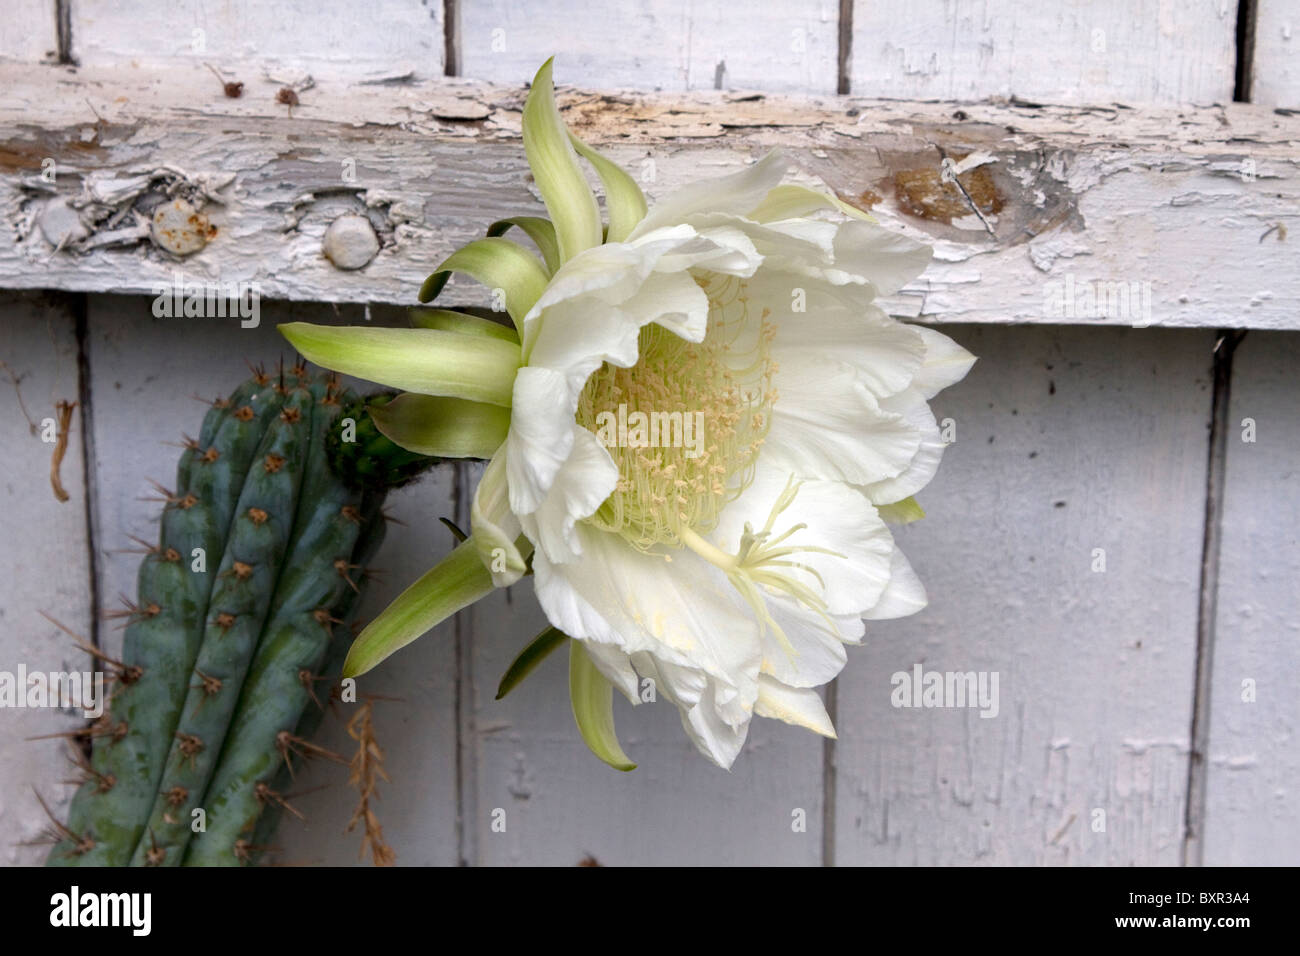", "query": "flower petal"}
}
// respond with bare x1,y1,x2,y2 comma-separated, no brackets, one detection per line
569,640,636,771
486,216,561,274
629,150,787,238
863,547,929,620
753,678,836,737
418,236,551,333
520,426,619,565
568,133,648,243
859,388,948,504
907,325,978,399
471,450,528,587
